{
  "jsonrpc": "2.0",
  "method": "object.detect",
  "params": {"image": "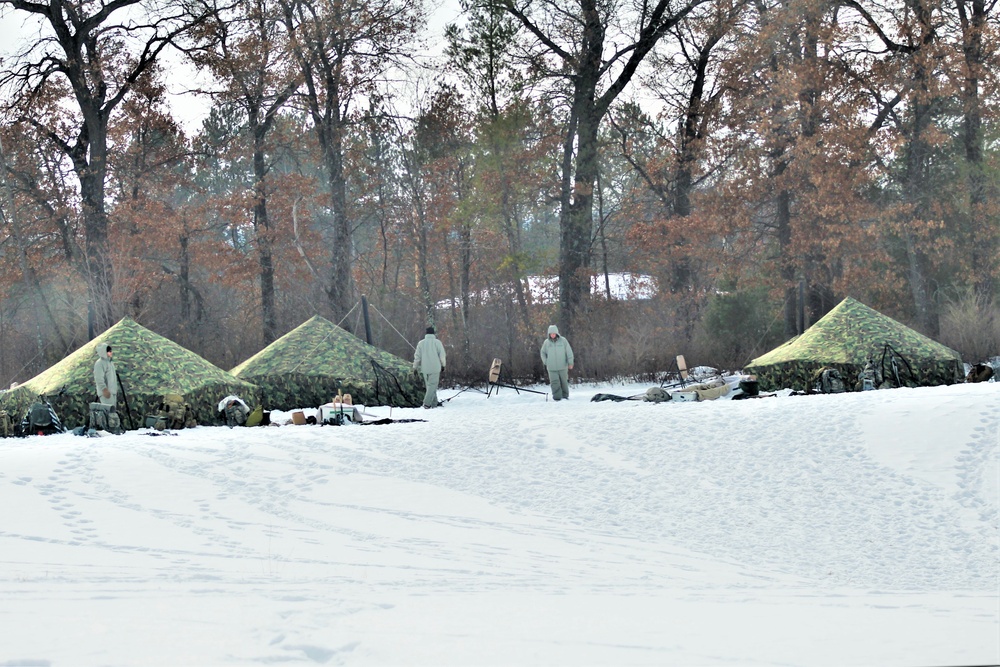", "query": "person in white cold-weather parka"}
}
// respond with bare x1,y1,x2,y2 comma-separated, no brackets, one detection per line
540,325,574,401
413,326,446,408
94,343,118,407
